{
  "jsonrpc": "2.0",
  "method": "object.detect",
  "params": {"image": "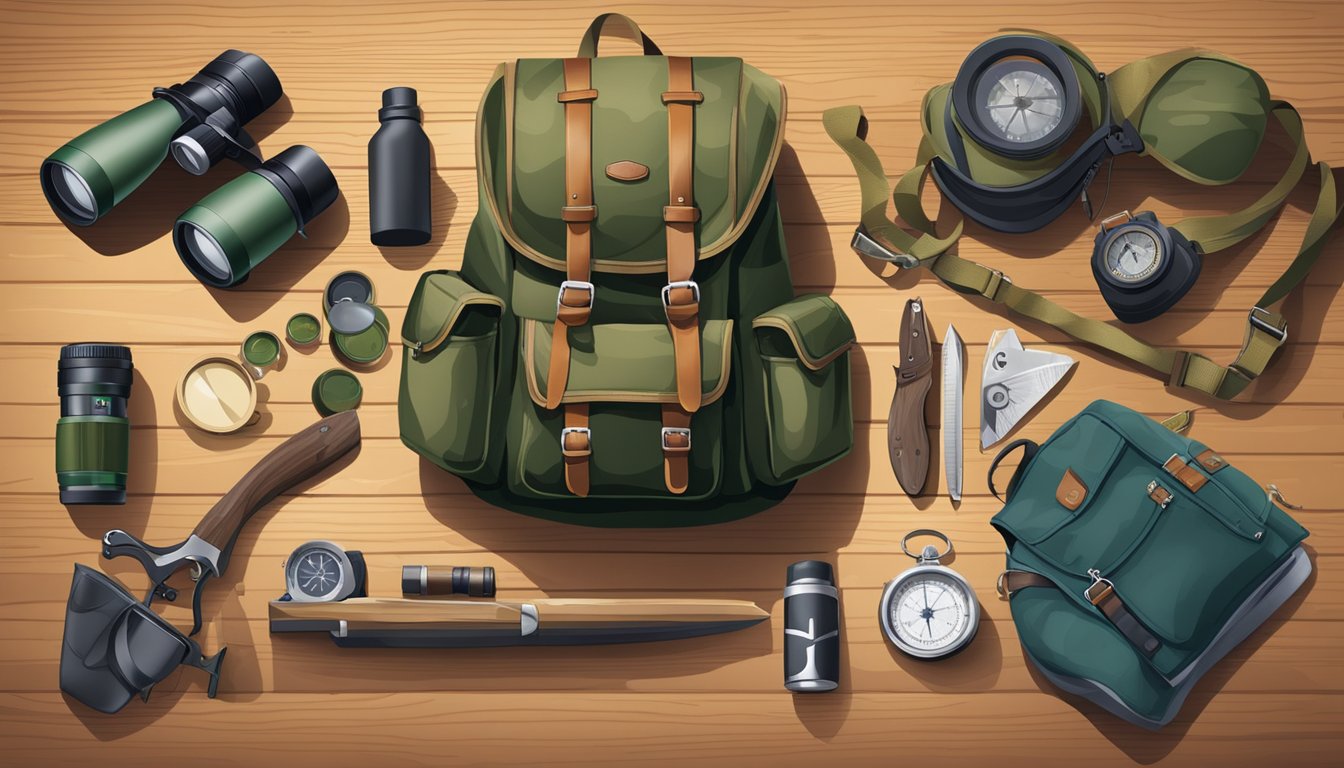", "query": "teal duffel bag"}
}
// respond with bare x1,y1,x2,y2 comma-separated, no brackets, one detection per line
990,400,1311,729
